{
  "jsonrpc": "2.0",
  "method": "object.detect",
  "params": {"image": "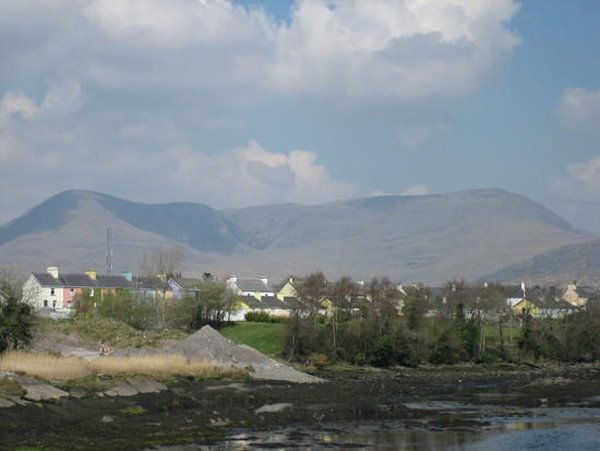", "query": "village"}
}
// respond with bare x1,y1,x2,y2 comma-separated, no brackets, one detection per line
21,265,598,321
